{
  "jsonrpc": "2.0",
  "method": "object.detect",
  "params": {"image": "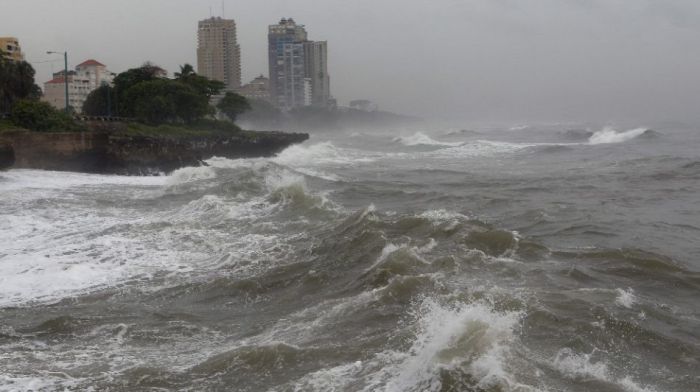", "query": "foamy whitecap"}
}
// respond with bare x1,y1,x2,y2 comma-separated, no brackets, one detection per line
0,169,166,192
393,132,463,147
273,141,375,167
615,288,637,308
429,140,535,159
589,127,648,145
167,165,217,185
381,299,523,391
552,349,658,392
